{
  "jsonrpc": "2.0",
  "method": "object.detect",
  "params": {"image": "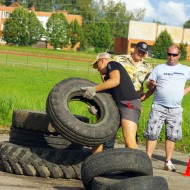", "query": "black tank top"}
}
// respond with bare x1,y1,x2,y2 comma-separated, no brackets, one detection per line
104,61,139,102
